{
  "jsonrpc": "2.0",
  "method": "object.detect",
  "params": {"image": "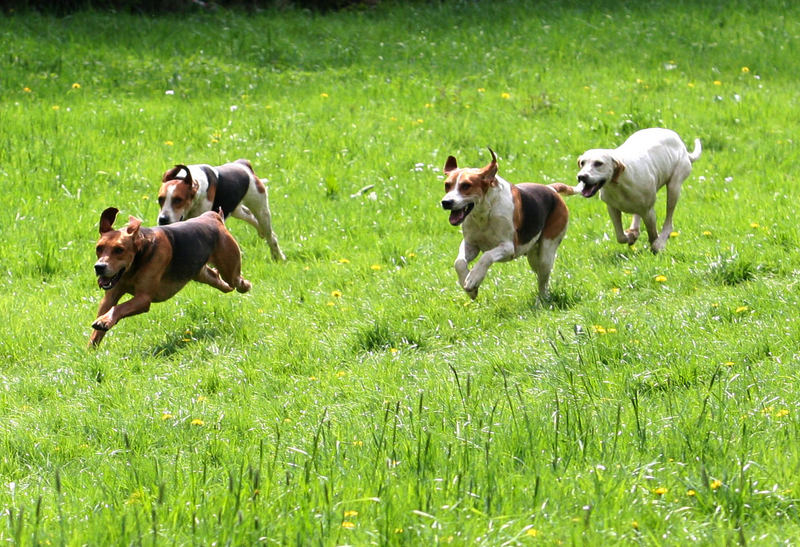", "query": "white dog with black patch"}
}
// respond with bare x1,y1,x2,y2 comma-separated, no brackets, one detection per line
571,128,701,253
